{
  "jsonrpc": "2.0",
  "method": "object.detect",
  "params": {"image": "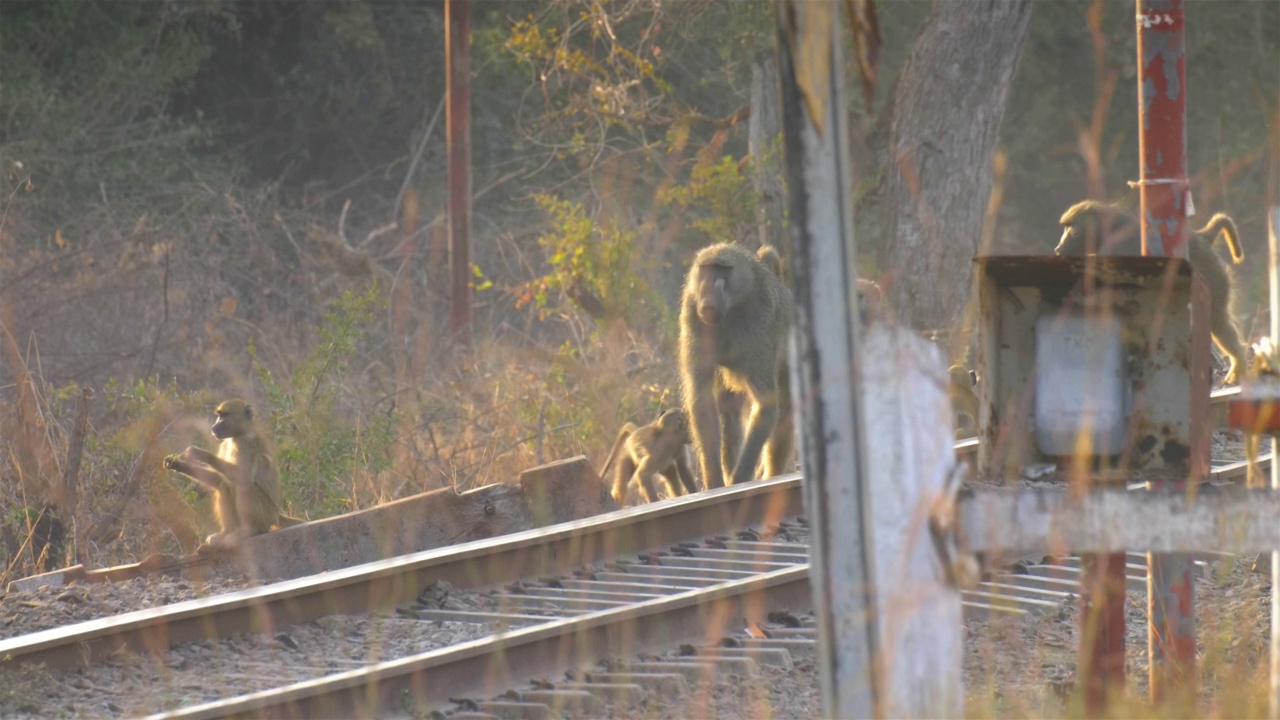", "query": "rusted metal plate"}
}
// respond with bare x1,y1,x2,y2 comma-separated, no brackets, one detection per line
1227,377,1280,433
1227,400,1280,433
